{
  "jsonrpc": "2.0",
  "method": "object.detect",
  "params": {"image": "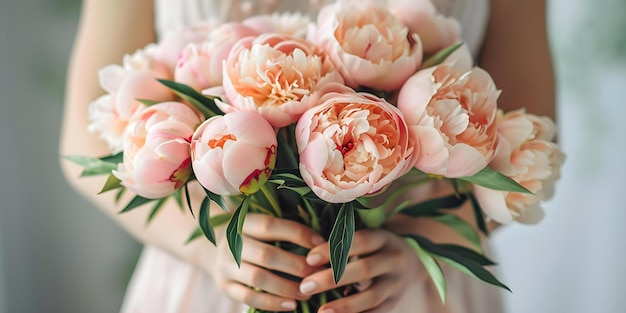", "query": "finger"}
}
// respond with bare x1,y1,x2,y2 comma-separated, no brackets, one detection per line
243,214,325,249
232,262,309,300
299,251,400,295
318,276,401,313
241,236,315,278
362,296,403,313
305,229,388,267
222,281,298,312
